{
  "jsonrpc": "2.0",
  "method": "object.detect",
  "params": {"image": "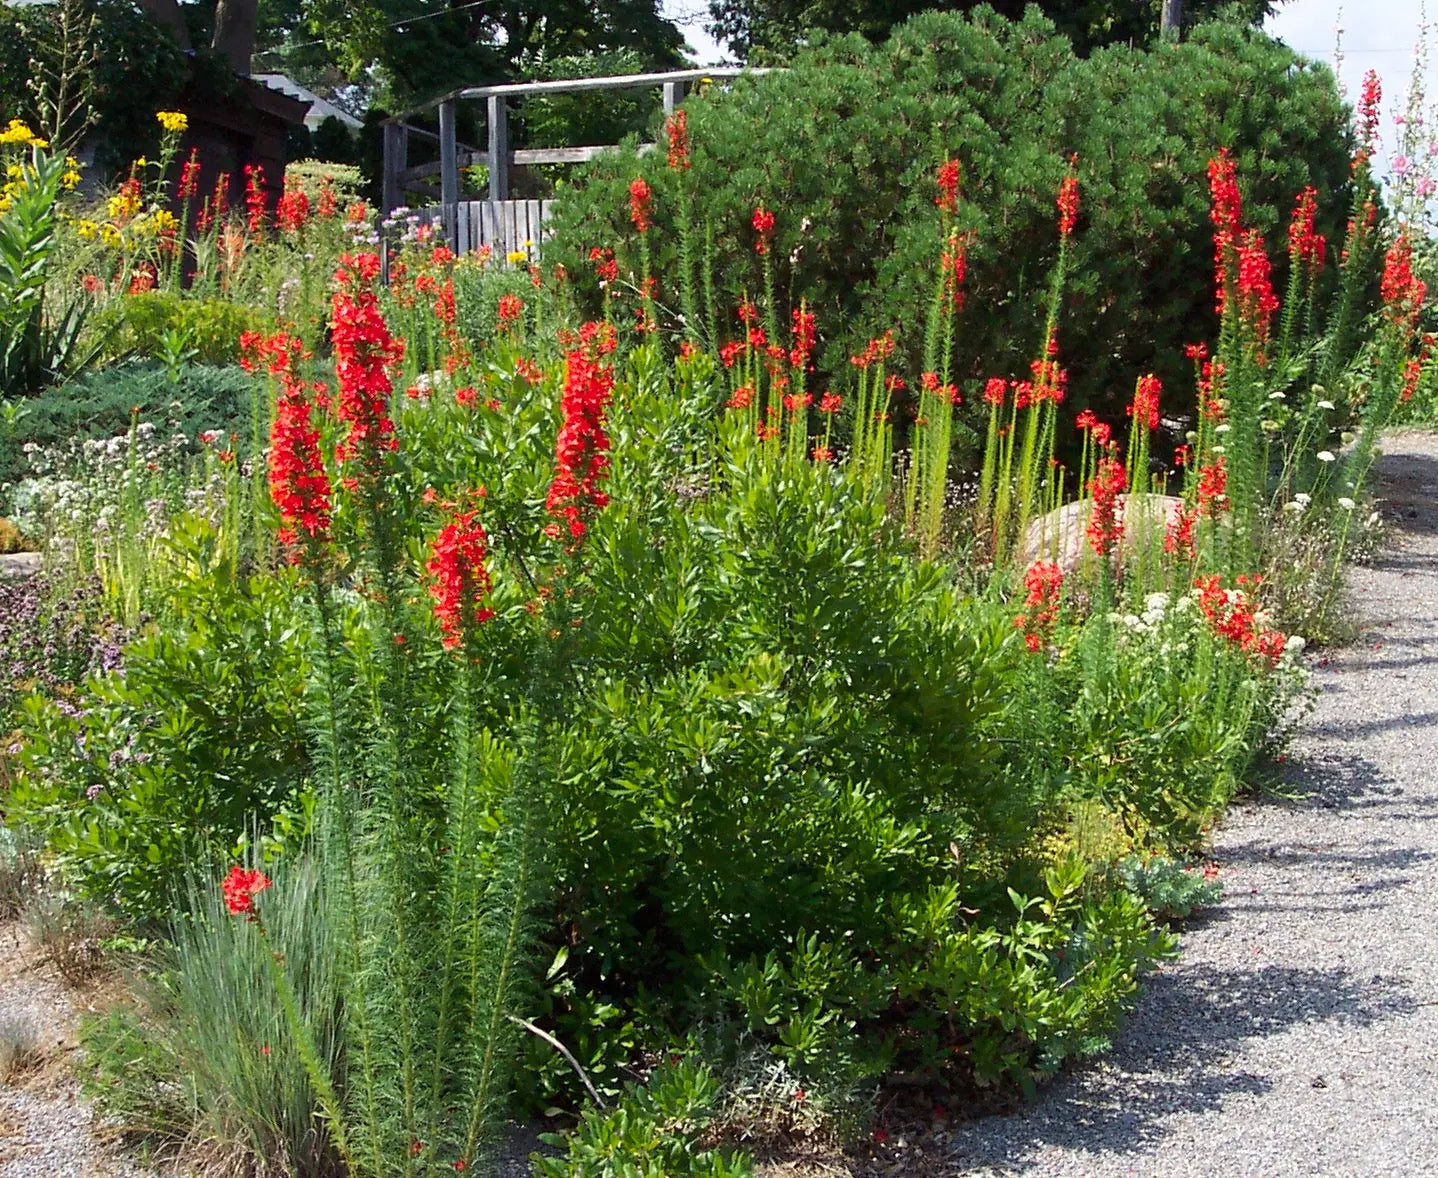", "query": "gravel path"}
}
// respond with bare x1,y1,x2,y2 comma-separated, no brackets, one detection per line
947,432,1438,1177
0,922,154,1178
